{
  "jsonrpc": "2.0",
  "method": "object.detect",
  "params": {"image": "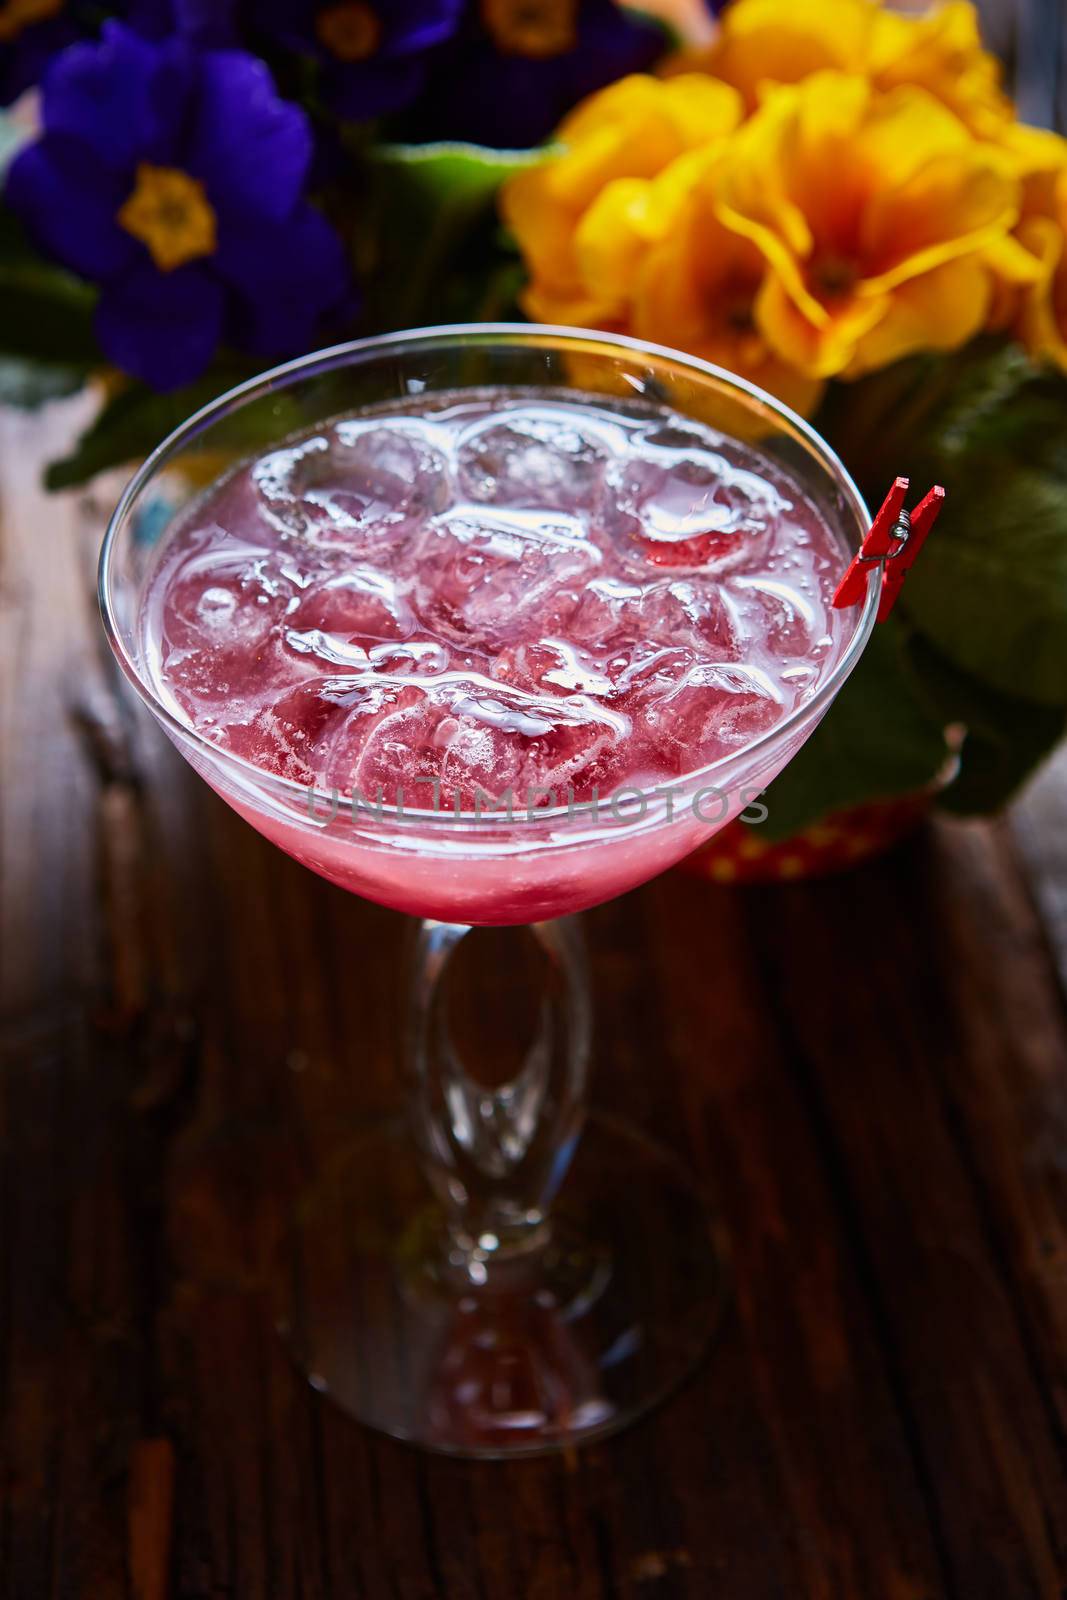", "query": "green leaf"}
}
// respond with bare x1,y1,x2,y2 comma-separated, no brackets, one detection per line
358,141,545,329
45,372,225,489
374,139,547,207
905,635,1066,814
0,213,101,365
759,622,950,840
806,341,1067,826
903,464,1067,707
